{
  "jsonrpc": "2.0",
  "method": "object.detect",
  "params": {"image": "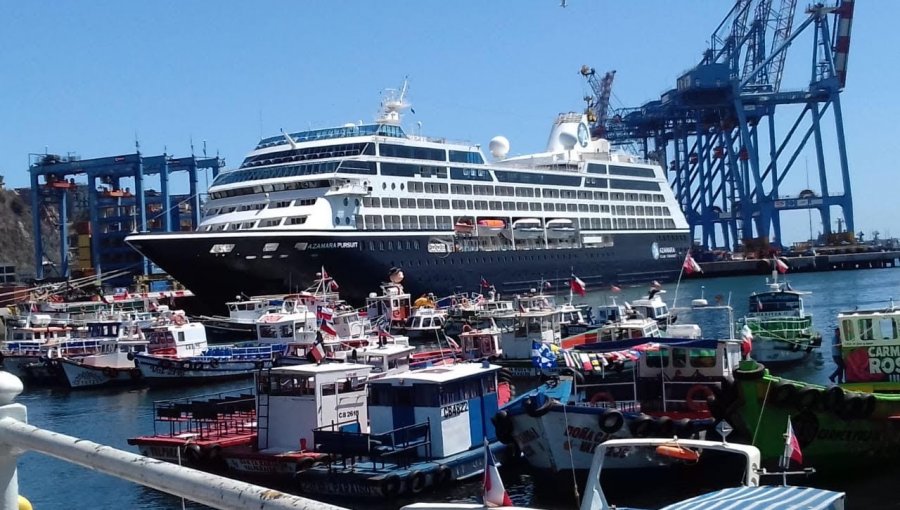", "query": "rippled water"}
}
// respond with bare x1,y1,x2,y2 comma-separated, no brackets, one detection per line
14,268,900,509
